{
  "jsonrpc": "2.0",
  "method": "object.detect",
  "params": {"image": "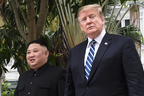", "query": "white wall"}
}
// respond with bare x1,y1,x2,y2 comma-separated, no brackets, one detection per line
5,58,19,81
